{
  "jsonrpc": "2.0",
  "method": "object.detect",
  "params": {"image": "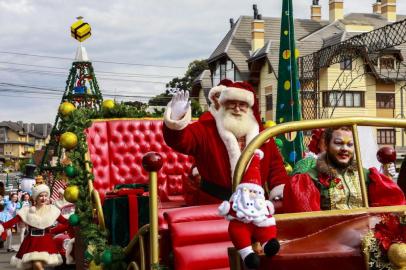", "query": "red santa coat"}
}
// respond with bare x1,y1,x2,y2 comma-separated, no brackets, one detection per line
0,205,67,269
283,167,406,213
163,111,288,204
